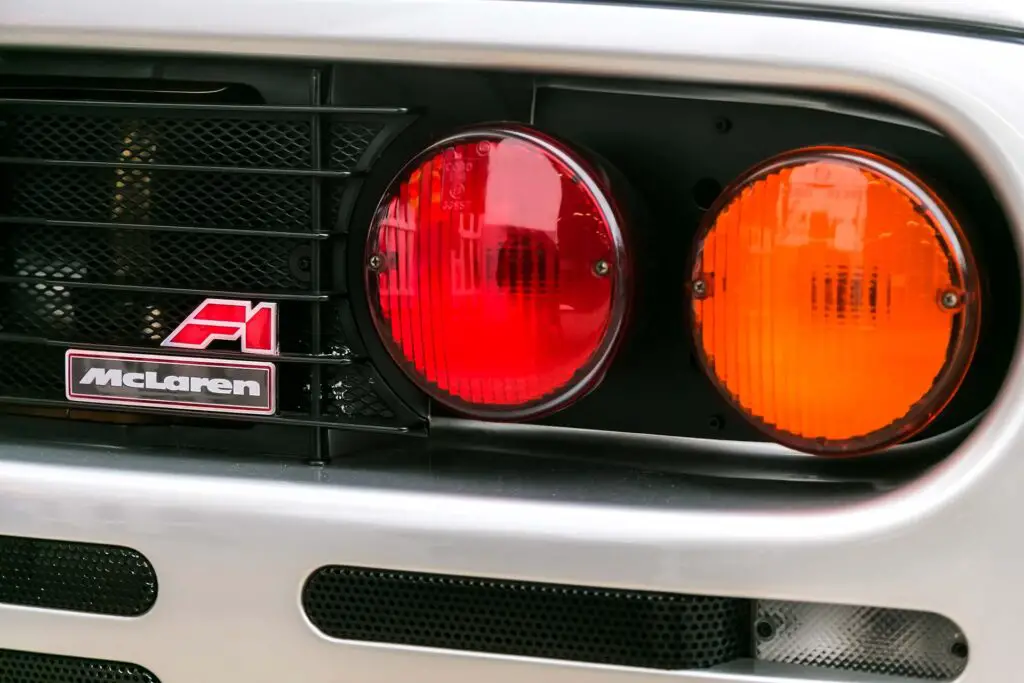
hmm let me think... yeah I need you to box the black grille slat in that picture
[4,112,315,169]
[0,535,156,615]
[0,289,205,346]
[302,566,747,670]
[0,649,159,683]
[0,290,316,349]
[308,73,327,462]
[0,72,423,441]
[2,165,317,232]
[0,217,330,240]
[4,225,310,291]
[0,97,410,115]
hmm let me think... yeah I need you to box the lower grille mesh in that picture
[301,565,747,669]
[0,534,157,616]
[0,649,159,683]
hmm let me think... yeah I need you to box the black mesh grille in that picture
[5,225,309,291]
[0,70,422,444]
[3,166,315,232]
[323,366,396,419]
[302,566,747,670]
[0,534,156,616]
[0,292,315,348]
[329,121,383,170]
[0,650,159,683]
[0,345,66,399]
[5,112,314,169]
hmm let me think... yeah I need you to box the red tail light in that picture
[365,126,629,418]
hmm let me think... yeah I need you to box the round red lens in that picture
[366,126,628,418]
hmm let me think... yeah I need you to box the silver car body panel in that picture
[666,0,1024,34]
[0,1,1022,682]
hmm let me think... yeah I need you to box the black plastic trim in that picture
[0,333,363,364]
[0,395,418,432]
[0,97,411,115]
[0,277,336,301]
[0,216,332,240]
[0,156,357,178]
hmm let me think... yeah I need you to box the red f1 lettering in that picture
[162,298,278,355]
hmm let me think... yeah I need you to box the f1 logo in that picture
[162,298,278,356]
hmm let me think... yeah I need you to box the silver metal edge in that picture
[0,3,1022,683]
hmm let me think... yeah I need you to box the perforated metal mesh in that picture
[0,534,156,615]
[755,600,967,680]
[0,649,159,683]
[2,290,207,344]
[302,566,747,669]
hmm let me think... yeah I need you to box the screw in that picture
[714,117,733,134]
[940,290,961,310]
[368,254,385,272]
[693,278,709,299]
[755,620,776,641]
[593,260,611,277]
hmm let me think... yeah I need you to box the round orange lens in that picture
[691,147,980,455]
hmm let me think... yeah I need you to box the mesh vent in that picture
[302,565,746,669]
[0,77,422,438]
[0,649,159,683]
[323,366,395,419]
[0,534,156,616]
[329,122,383,170]
[755,601,967,681]
[1,290,210,344]
[2,166,314,232]
[0,344,67,399]
[0,292,316,349]
[5,225,309,291]
[5,112,313,169]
